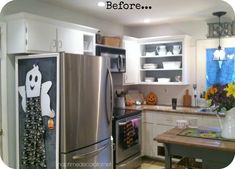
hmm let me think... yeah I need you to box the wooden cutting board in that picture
[183,89,192,107]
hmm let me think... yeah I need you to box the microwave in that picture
[96,45,126,73]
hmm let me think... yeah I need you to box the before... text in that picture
[106,1,152,10]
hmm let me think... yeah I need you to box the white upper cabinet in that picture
[26,20,57,53]
[123,36,140,85]
[57,27,83,54]
[7,19,57,53]
[6,13,97,54]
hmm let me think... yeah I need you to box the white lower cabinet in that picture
[201,116,221,128]
[184,114,203,127]
[142,111,180,158]
[154,124,173,158]
[141,111,220,159]
[142,122,155,157]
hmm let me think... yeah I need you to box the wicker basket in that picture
[103,36,122,47]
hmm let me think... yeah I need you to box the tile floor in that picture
[138,158,165,169]
[139,157,202,169]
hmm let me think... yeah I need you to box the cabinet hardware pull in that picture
[72,143,109,160]
[58,40,62,48]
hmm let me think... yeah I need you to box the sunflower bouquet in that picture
[205,83,235,112]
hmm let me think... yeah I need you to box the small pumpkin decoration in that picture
[146,92,158,105]
[48,111,54,129]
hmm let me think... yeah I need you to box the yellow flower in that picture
[224,83,235,98]
[209,87,218,94]
[205,91,210,100]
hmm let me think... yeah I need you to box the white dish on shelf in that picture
[157,78,170,83]
[162,61,181,69]
[145,52,156,57]
[143,63,157,69]
[144,77,155,82]
[166,51,173,56]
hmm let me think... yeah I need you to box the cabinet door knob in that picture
[0,129,3,136]
[58,40,62,49]
[51,40,57,49]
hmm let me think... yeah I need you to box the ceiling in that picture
[40,0,234,26]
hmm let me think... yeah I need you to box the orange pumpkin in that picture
[48,118,54,129]
[146,92,158,105]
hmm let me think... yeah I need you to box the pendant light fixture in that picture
[213,11,227,61]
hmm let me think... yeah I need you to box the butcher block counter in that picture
[154,127,235,169]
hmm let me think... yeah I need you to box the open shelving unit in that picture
[139,39,187,85]
[83,34,95,55]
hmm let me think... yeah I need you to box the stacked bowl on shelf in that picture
[143,63,158,69]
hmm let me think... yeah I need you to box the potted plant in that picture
[205,83,235,139]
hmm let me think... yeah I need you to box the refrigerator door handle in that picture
[106,68,113,124]
[118,55,122,70]
[72,143,109,160]
[117,55,121,70]
[120,55,124,71]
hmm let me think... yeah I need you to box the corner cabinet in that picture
[138,35,192,85]
[123,36,140,85]
[6,13,97,55]
[7,19,57,53]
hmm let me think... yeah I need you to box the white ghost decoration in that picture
[26,65,42,98]
[18,64,55,118]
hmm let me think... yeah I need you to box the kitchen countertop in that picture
[154,127,235,169]
[154,127,235,152]
[125,105,223,116]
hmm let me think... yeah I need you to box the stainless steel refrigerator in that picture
[60,53,113,169]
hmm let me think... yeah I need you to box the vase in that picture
[220,107,235,139]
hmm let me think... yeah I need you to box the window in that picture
[206,47,235,88]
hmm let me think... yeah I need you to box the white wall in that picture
[2,0,124,36]
[124,20,208,39]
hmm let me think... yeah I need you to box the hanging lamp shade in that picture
[212,11,227,60]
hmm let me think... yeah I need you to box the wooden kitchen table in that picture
[154,127,235,169]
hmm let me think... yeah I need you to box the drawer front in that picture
[184,114,203,128]
[201,116,221,128]
[155,112,184,126]
[142,111,156,123]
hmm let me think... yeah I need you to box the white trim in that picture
[15,55,19,169]
[15,53,60,169]
[5,12,98,34]
[56,53,60,169]
[0,21,9,165]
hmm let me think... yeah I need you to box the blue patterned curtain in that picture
[206,48,235,89]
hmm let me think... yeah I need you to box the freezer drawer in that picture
[60,139,112,169]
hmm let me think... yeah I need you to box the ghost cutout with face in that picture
[19,65,55,118]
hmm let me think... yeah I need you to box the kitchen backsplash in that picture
[124,85,195,106]
[112,74,196,107]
